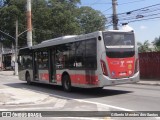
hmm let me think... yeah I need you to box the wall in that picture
[139,52,160,79]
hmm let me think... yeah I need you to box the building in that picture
[0,42,15,70]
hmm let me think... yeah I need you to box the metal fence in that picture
[139,52,160,79]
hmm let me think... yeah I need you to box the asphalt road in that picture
[0,73,160,120]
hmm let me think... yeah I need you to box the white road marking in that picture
[97,105,110,111]
[51,94,134,111]
[54,99,67,108]
[0,109,8,111]
[1,93,133,111]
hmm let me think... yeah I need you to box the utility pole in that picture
[27,0,32,47]
[112,0,118,30]
[0,42,3,70]
[14,19,18,75]
[13,20,30,75]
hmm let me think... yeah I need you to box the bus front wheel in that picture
[62,75,71,92]
[26,73,32,85]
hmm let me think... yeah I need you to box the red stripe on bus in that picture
[73,74,98,85]
[56,74,98,85]
[39,73,49,81]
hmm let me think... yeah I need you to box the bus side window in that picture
[75,41,85,68]
[36,51,49,69]
[85,39,97,69]
[18,56,22,65]
[68,43,76,68]
[56,44,70,69]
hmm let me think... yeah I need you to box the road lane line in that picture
[50,94,134,111]
[54,99,67,108]
[0,109,8,111]
[5,93,132,111]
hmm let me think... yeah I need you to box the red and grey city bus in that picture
[18,30,139,91]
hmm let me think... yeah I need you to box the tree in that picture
[153,36,160,51]
[137,40,152,53]
[32,0,81,43]
[0,0,27,47]
[77,6,107,34]
[0,0,107,47]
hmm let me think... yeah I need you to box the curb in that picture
[0,71,16,76]
[136,82,160,86]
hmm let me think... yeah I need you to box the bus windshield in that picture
[103,32,135,48]
[103,32,135,58]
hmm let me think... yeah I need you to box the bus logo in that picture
[128,64,132,69]
[120,61,125,67]
[111,71,116,76]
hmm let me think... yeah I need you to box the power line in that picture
[102,7,112,13]
[0,30,15,40]
[106,2,160,25]
[129,16,160,23]
[118,0,146,6]
[118,3,160,15]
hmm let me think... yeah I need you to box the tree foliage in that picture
[153,36,160,51]
[0,0,27,47]
[137,40,153,53]
[0,0,107,48]
[77,6,106,34]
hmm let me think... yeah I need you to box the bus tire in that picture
[26,73,32,85]
[62,74,71,92]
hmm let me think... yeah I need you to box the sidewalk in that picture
[0,70,160,86]
[137,79,160,86]
[0,70,15,76]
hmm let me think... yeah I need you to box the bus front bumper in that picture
[100,72,140,87]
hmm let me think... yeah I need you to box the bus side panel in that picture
[74,70,99,86]
[56,69,76,85]
[18,69,33,81]
[56,69,100,88]
[18,70,26,81]
[96,32,109,87]
[38,69,50,83]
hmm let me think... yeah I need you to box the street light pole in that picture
[14,19,18,75]
[0,23,28,75]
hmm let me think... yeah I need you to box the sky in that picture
[80,0,160,43]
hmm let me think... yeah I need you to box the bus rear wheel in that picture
[62,75,71,92]
[26,73,32,85]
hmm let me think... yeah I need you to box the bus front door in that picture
[34,51,50,83]
[33,52,39,81]
[49,49,56,83]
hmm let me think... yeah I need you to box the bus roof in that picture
[32,31,101,49]
[29,30,134,50]
[18,47,32,55]
[41,35,77,44]
[107,30,134,33]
